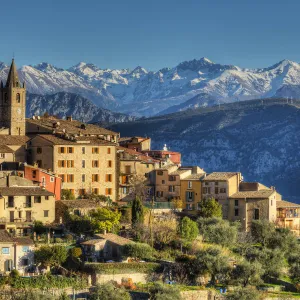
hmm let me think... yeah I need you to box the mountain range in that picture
[2,58,300,116]
[108,98,300,203]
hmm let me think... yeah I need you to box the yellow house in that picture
[180,173,206,213]
[0,176,55,236]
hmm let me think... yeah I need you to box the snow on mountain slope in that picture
[1,58,300,116]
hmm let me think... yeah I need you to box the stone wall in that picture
[94,272,148,285]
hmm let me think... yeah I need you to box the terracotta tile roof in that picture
[26,118,118,136]
[14,237,34,245]
[95,233,132,246]
[35,134,116,146]
[118,146,160,163]
[0,145,14,153]
[0,187,53,196]
[230,190,275,199]
[203,172,240,181]
[81,239,106,246]
[59,200,100,209]
[276,200,300,208]
[0,135,29,145]
[169,169,190,176]
[0,230,14,243]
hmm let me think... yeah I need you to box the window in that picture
[156,191,163,197]
[34,196,41,203]
[121,175,129,184]
[0,153,5,158]
[215,187,219,194]
[44,210,49,217]
[169,176,176,181]
[186,191,193,201]
[162,180,165,184]
[125,165,131,174]
[92,160,99,168]
[37,160,42,168]
[271,200,273,206]
[169,185,175,192]
[45,196,49,200]
[215,182,218,185]
[32,171,37,179]
[107,160,112,168]
[92,188,99,195]
[50,177,54,182]
[58,160,65,168]
[67,160,74,168]
[234,200,239,207]
[82,147,86,154]
[188,181,192,189]
[67,174,74,182]
[82,160,85,168]
[92,147,99,154]
[105,188,112,195]
[42,177,46,186]
[58,147,66,153]
[37,147,42,154]
[82,174,86,182]
[186,203,193,210]
[67,147,74,153]
[22,259,29,266]
[234,208,239,217]
[25,196,31,208]
[74,209,80,216]
[254,209,260,220]
[105,174,112,182]
[22,246,29,253]
[2,247,9,255]
[107,148,111,154]
[18,211,22,218]
[92,174,99,182]
[202,187,211,194]
[16,93,21,103]
[205,182,209,186]
[8,196,14,207]
[219,188,226,193]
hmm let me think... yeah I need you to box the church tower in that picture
[0,59,26,136]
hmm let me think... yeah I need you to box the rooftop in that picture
[81,239,106,246]
[0,230,14,243]
[0,145,14,153]
[95,233,132,246]
[26,117,118,136]
[0,136,29,146]
[118,146,160,163]
[13,237,34,245]
[276,200,300,209]
[230,190,275,199]
[183,173,206,180]
[203,172,240,181]
[58,200,100,209]
[0,187,53,196]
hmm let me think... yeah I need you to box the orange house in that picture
[24,165,62,200]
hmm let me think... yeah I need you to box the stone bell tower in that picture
[0,59,26,136]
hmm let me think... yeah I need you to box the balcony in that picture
[0,217,33,224]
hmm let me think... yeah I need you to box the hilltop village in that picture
[0,60,299,299]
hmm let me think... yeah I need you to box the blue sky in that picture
[1,0,299,70]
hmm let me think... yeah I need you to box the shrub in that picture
[70,247,82,258]
[225,287,264,300]
[10,269,20,278]
[123,242,154,260]
[84,262,161,274]
[179,217,199,242]
[65,234,73,242]
[55,238,64,243]
[90,283,131,300]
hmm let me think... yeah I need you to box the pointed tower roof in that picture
[5,59,20,88]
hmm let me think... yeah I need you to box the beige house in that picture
[228,188,278,231]
[119,136,151,152]
[202,172,242,218]
[81,233,132,262]
[118,146,160,202]
[27,134,117,200]
[276,200,300,235]
[0,230,34,274]
[0,176,55,235]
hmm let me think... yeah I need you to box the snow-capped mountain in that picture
[108,98,300,203]
[26,92,135,124]
[1,58,300,116]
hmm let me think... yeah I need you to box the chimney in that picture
[66,116,73,122]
